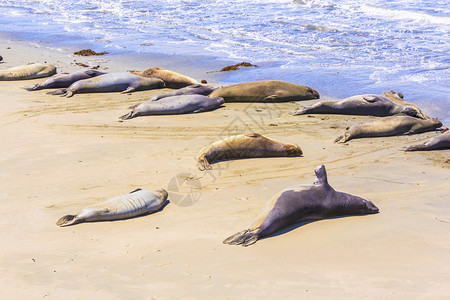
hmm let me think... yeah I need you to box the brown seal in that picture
[131,67,200,88]
[0,63,56,80]
[335,115,442,143]
[197,133,303,171]
[208,80,319,102]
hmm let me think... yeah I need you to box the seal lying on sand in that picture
[224,165,379,246]
[197,133,303,171]
[146,84,217,102]
[131,67,200,89]
[23,69,106,91]
[120,95,224,119]
[56,188,168,227]
[335,116,442,143]
[48,72,164,97]
[404,132,450,151]
[382,90,429,119]
[208,80,319,102]
[291,94,423,118]
[0,63,56,81]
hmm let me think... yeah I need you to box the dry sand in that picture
[0,37,449,299]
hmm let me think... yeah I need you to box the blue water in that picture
[0,0,449,122]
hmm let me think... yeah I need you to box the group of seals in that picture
[224,165,379,246]
[48,72,165,97]
[197,133,303,171]
[0,63,56,81]
[56,188,168,227]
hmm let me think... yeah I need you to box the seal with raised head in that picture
[404,132,450,151]
[48,72,165,97]
[224,165,379,246]
[291,94,423,118]
[197,133,303,171]
[381,90,429,119]
[335,115,442,143]
[146,84,217,102]
[23,69,106,91]
[0,63,56,81]
[131,67,200,89]
[120,95,224,119]
[208,80,319,102]
[56,188,168,227]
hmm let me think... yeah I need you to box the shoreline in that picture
[0,35,449,299]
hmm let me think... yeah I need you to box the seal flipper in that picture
[119,110,139,120]
[56,214,83,227]
[313,165,328,186]
[290,108,307,115]
[121,87,136,94]
[47,88,67,96]
[23,84,43,91]
[198,154,212,171]
[223,228,259,246]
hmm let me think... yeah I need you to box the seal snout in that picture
[286,144,303,156]
[365,200,379,214]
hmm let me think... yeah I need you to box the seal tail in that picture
[290,108,306,116]
[56,214,83,227]
[335,133,350,143]
[23,84,43,91]
[404,144,427,152]
[47,88,67,96]
[197,154,212,171]
[119,110,138,120]
[223,229,259,247]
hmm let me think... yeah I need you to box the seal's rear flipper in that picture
[56,214,82,227]
[313,165,328,186]
[290,108,306,116]
[47,88,67,96]
[404,144,426,151]
[223,229,259,247]
[119,111,137,120]
[23,84,42,91]
[197,155,212,171]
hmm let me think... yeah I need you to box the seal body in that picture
[223,165,379,246]
[120,95,224,119]
[24,69,106,91]
[404,132,450,151]
[0,63,56,81]
[197,133,303,171]
[131,67,200,89]
[292,94,423,118]
[148,84,217,102]
[208,80,319,102]
[335,116,442,143]
[48,72,165,97]
[56,188,168,226]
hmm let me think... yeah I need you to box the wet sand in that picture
[0,37,449,299]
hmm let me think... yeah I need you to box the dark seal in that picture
[224,165,379,246]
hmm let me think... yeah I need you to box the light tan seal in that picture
[208,80,319,102]
[381,90,429,119]
[197,133,303,171]
[404,132,450,151]
[0,63,56,80]
[56,188,168,226]
[335,115,442,143]
[131,67,200,88]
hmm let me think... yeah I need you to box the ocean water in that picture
[0,0,449,122]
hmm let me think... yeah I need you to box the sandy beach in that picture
[0,36,449,299]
